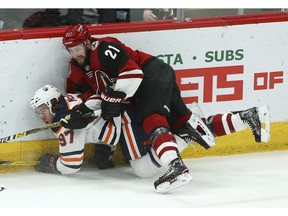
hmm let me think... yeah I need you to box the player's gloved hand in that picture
[100,86,126,120]
[94,145,115,169]
[35,153,60,174]
[60,103,92,129]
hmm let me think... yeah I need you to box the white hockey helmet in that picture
[30,85,62,115]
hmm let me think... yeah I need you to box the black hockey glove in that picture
[94,145,115,169]
[60,103,93,129]
[35,153,60,174]
[100,86,126,120]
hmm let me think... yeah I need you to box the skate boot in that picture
[233,106,270,143]
[174,102,215,149]
[154,157,193,193]
[174,118,215,150]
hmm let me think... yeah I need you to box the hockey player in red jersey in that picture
[61,24,200,192]
[60,24,270,193]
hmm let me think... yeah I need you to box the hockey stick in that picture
[0,109,101,143]
[0,159,94,167]
[0,160,39,166]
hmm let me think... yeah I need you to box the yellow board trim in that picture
[181,122,288,158]
[1,122,288,173]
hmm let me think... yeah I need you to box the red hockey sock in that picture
[143,113,170,135]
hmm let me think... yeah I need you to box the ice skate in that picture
[174,102,215,149]
[154,157,193,193]
[233,105,270,143]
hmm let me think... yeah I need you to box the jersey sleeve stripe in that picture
[118,74,144,80]
[118,69,143,76]
[60,149,84,156]
[60,156,84,162]
[59,160,82,170]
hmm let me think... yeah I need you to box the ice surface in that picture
[1,151,288,213]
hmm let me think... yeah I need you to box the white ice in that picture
[1,150,288,212]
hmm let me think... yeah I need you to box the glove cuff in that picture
[36,153,60,174]
[78,103,93,114]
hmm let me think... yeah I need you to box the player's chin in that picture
[76,58,85,66]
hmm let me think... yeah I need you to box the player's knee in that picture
[129,154,162,178]
[56,158,82,175]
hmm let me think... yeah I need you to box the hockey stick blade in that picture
[0,161,39,166]
[0,109,101,143]
[0,159,92,167]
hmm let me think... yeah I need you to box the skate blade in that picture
[189,102,216,147]
[190,102,205,118]
[258,105,270,143]
[155,173,193,194]
[188,113,216,147]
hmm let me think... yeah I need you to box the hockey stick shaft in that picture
[0,161,39,166]
[0,109,101,143]
[0,159,92,166]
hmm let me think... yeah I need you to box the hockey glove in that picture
[60,103,93,129]
[35,153,60,174]
[101,86,126,120]
[94,145,115,169]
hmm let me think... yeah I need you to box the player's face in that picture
[35,104,53,124]
[68,43,87,66]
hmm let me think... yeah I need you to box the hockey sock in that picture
[152,133,178,167]
[209,113,247,136]
[143,113,170,135]
[143,114,178,167]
